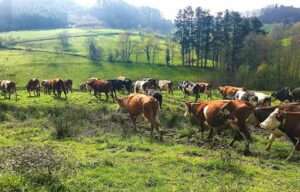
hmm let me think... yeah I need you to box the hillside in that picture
[0,28,300,191]
[0,28,211,86]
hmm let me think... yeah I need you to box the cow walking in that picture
[117,94,162,140]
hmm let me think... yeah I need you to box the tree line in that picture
[174,6,265,72]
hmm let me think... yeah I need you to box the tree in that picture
[58,31,70,51]
[87,38,103,64]
[118,33,135,63]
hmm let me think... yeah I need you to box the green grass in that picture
[0,28,300,192]
[0,90,300,192]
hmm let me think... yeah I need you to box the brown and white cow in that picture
[0,80,17,100]
[87,79,115,101]
[219,86,245,100]
[158,80,173,94]
[117,94,162,140]
[197,82,212,99]
[260,108,300,160]
[247,103,300,151]
[185,100,253,154]
[26,78,40,97]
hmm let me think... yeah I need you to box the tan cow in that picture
[117,94,162,140]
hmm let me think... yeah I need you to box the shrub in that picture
[50,106,87,139]
[0,145,74,188]
[87,38,103,64]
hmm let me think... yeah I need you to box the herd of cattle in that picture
[1,77,300,159]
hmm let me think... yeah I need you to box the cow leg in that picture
[286,138,300,161]
[266,134,276,151]
[130,115,138,133]
[238,130,251,155]
[105,92,109,101]
[194,93,199,102]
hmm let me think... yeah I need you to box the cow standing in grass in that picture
[26,78,40,97]
[158,80,173,94]
[52,79,67,99]
[64,79,73,94]
[87,79,115,101]
[117,94,162,140]
[0,80,17,100]
[179,81,201,102]
[41,80,53,95]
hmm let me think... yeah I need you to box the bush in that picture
[0,145,74,188]
[58,31,70,51]
[87,38,103,64]
[50,106,87,139]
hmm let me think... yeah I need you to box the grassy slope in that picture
[0,29,299,192]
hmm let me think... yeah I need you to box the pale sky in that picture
[75,0,300,19]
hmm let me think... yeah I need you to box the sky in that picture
[75,0,300,19]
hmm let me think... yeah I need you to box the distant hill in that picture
[259,5,300,24]
[0,0,173,34]
[91,0,173,33]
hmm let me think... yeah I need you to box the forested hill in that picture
[0,0,173,33]
[259,5,300,24]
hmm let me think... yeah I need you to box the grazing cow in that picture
[52,79,67,98]
[185,100,253,154]
[87,79,114,101]
[79,82,88,92]
[64,79,73,94]
[219,86,245,100]
[26,78,40,97]
[256,103,300,151]
[108,79,133,96]
[179,81,201,102]
[158,80,173,94]
[134,79,158,93]
[260,109,300,160]
[292,88,300,101]
[41,80,53,95]
[272,87,293,102]
[197,82,212,99]
[0,80,17,100]
[116,94,162,140]
[146,89,163,109]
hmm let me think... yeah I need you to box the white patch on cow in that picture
[203,106,209,120]
[254,92,271,105]
[260,108,281,130]
[235,90,247,100]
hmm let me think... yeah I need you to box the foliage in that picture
[87,37,103,64]
[91,0,173,33]
[259,5,300,24]
[174,7,264,71]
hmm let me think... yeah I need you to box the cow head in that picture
[260,108,282,130]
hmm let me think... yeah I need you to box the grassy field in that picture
[0,28,300,192]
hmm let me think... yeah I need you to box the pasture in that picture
[0,29,300,192]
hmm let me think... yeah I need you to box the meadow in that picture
[0,28,300,192]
